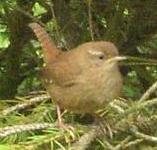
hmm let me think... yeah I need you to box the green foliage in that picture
[0,25,9,48]
[32,2,47,17]
[0,145,12,150]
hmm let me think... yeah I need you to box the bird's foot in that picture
[56,121,74,132]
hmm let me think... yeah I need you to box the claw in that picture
[56,105,74,132]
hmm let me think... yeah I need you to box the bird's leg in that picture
[56,105,74,131]
[56,104,63,127]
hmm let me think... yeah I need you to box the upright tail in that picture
[29,23,59,64]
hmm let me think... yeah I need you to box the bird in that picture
[29,23,124,128]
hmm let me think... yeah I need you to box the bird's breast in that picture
[48,65,123,114]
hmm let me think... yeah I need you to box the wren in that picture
[29,23,123,126]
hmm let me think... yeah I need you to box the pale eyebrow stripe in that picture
[88,50,104,56]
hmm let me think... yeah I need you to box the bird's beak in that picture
[106,56,127,64]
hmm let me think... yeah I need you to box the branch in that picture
[131,126,157,143]
[1,94,51,115]
[71,126,101,150]
[0,123,54,138]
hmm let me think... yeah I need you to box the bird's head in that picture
[74,41,126,70]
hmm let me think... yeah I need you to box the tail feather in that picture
[29,23,59,64]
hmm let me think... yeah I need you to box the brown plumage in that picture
[29,23,123,119]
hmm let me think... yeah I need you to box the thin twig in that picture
[123,139,143,149]
[121,62,157,66]
[49,1,61,45]
[117,98,157,119]
[87,0,94,41]
[113,136,132,150]
[139,80,157,102]
[7,3,45,27]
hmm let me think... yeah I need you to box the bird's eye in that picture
[88,50,105,60]
[98,54,104,60]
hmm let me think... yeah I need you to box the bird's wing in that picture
[40,54,82,87]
